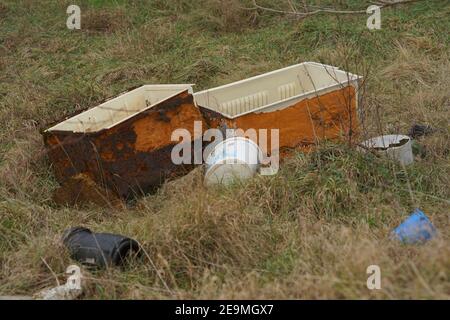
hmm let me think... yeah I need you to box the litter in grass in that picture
[408,124,436,139]
[360,134,414,166]
[62,227,141,268]
[42,63,362,203]
[42,84,203,202]
[391,209,437,244]
[194,62,362,152]
[204,136,263,186]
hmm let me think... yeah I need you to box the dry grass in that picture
[0,2,8,18]
[82,8,131,34]
[0,0,449,299]
[193,0,259,32]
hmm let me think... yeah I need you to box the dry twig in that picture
[247,0,422,19]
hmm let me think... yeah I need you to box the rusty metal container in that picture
[194,62,362,154]
[42,84,205,203]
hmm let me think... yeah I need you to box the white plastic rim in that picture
[361,134,414,165]
[204,137,263,186]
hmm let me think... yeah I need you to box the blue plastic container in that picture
[392,209,437,244]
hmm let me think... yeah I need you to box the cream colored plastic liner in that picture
[193,62,362,119]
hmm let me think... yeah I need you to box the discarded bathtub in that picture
[43,84,205,202]
[204,136,263,186]
[361,134,414,166]
[194,62,362,154]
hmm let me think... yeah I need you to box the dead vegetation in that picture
[82,8,131,34]
[197,0,259,32]
[0,2,8,18]
[247,0,423,19]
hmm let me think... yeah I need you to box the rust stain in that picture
[52,173,124,208]
[133,102,205,153]
[43,86,358,204]
[42,90,204,201]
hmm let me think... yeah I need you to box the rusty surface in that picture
[43,90,205,200]
[198,86,359,154]
[52,173,124,207]
[43,86,358,205]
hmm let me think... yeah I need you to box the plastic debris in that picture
[360,134,414,165]
[408,124,435,139]
[62,227,141,268]
[204,136,263,186]
[391,209,437,244]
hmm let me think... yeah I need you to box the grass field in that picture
[0,0,449,299]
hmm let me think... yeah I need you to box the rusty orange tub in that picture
[42,84,205,204]
[194,62,362,155]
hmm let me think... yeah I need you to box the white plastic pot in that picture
[204,137,263,186]
[361,134,414,165]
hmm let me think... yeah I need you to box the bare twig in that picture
[41,257,61,287]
